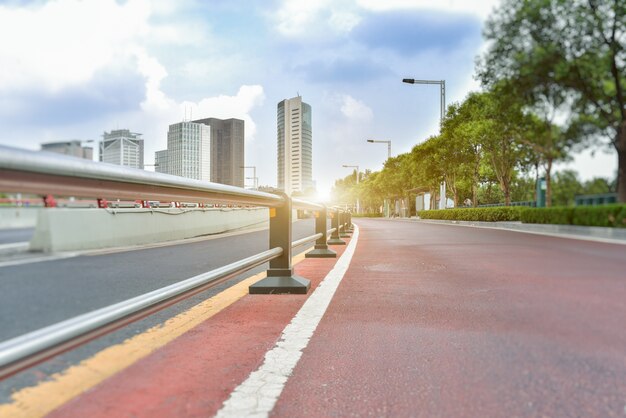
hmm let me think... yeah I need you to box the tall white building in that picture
[277,96,312,195]
[165,121,211,181]
[100,129,144,169]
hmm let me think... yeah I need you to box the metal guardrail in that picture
[0,145,352,379]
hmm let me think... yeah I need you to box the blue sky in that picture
[0,0,616,198]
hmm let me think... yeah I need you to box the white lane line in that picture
[215,224,360,418]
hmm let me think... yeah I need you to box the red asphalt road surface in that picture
[273,220,626,417]
[49,219,625,417]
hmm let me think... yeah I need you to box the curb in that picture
[0,242,29,256]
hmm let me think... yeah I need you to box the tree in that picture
[551,170,584,206]
[479,0,626,201]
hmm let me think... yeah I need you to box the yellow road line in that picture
[0,250,310,418]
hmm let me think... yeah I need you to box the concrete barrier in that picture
[30,207,269,252]
[0,207,39,229]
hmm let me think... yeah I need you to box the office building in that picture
[193,117,244,187]
[41,140,93,160]
[154,150,169,174]
[166,121,211,181]
[100,129,144,169]
[277,96,312,195]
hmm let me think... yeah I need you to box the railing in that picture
[574,193,617,206]
[0,145,352,380]
[476,200,536,208]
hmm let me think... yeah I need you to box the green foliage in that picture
[521,205,626,228]
[551,170,614,206]
[551,170,584,206]
[478,0,626,201]
[520,207,574,225]
[418,207,523,222]
[352,213,383,218]
[418,204,626,227]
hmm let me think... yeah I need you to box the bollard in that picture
[306,206,337,258]
[249,193,311,294]
[339,210,351,238]
[327,208,346,245]
[347,212,353,232]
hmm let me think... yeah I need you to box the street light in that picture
[241,166,257,189]
[342,164,360,214]
[366,139,391,160]
[401,78,446,126]
[402,77,447,209]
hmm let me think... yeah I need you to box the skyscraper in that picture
[165,121,211,181]
[100,129,144,169]
[193,117,244,187]
[41,140,93,160]
[277,96,312,195]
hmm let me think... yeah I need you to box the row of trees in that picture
[333,0,625,209]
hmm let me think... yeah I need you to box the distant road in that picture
[0,228,33,245]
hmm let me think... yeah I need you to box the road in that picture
[0,228,33,244]
[273,219,626,417]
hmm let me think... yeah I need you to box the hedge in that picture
[352,213,383,218]
[416,204,626,227]
[418,207,523,222]
[521,204,626,228]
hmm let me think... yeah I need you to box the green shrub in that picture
[352,213,382,218]
[572,205,626,228]
[521,204,626,227]
[520,207,573,225]
[417,204,626,227]
[418,207,523,222]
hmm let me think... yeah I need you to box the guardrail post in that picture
[306,206,337,258]
[327,208,346,245]
[339,210,351,238]
[249,193,311,294]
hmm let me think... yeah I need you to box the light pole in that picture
[241,166,257,189]
[402,78,447,209]
[342,164,360,214]
[366,139,391,160]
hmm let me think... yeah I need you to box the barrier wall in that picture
[30,207,269,252]
[0,207,39,229]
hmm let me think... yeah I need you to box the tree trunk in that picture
[545,159,553,207]
[472,159,480,207]
[534,162,539,203]
[617,123,626,203]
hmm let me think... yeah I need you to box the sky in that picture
[0,0,617,200]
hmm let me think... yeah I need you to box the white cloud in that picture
[272,0,361,37]
[340,94,373,121]
[182,85,266,142]
[356,0,500,20]
[0,0,152,92]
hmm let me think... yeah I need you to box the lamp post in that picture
[366,139,391,160]
[241,166,257,189]
[342,164,360,214]
[402,78,447,209]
